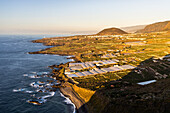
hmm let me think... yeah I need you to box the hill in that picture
[121,25,146,33]
[96,27,128,35]
[136,20,170,33]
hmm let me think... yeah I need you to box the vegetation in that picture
[34,31,170,89]
[71,84,95,103]
[73,70,131,90]
[31,27,170,113]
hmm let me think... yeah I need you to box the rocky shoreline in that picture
[48,60,88,113]
[29,38,88,112]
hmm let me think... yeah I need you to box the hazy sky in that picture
[0,0,170,35]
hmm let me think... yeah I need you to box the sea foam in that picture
[60,92,76,113]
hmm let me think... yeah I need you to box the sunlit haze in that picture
[0,0,170,35]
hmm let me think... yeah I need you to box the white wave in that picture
[36,89,43,92]
[49,92,55,96]
[30,82,35,87]
[60,92,76,113]
[28,92,55,105]
[35,73,49,78]
[30,82,40,88]
[28,75,41,78]
[36,88,48,93]
[46,83,51,86]
[26,91,54,105]
[42,72,50,74]
[31,94,36,97]
[37,81,45,84]
[26,98,47,105]
[13,88,34,94]
[30,81,46,88]
[25,90,34,93]
[23,73,41,78]
[36,72,49,76]
[13,88,26,92]
[31,72,37,74]
[13,89,20,92]
[23,74,28,76]
[41,92,55,99]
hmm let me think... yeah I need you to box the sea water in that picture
[0,35,75,113]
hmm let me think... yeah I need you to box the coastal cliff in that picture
[60,83,88,113]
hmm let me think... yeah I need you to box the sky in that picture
[0,0,170,35]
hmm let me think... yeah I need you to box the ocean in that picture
[0,35,75,113]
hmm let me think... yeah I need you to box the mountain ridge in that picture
[136,20,170,33]
[121,25,146,33]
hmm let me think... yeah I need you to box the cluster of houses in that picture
[65,59,135,77]
[85,33,148,39]
[86,35,128,38]
[101,53,116,58]
[67,59,119,72]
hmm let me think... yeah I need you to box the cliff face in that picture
[97,27,128,35]
[136,21,170,33]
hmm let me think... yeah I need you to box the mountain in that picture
[136,20,170,33]
[96,27,128,35]
[121,25,146,33]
